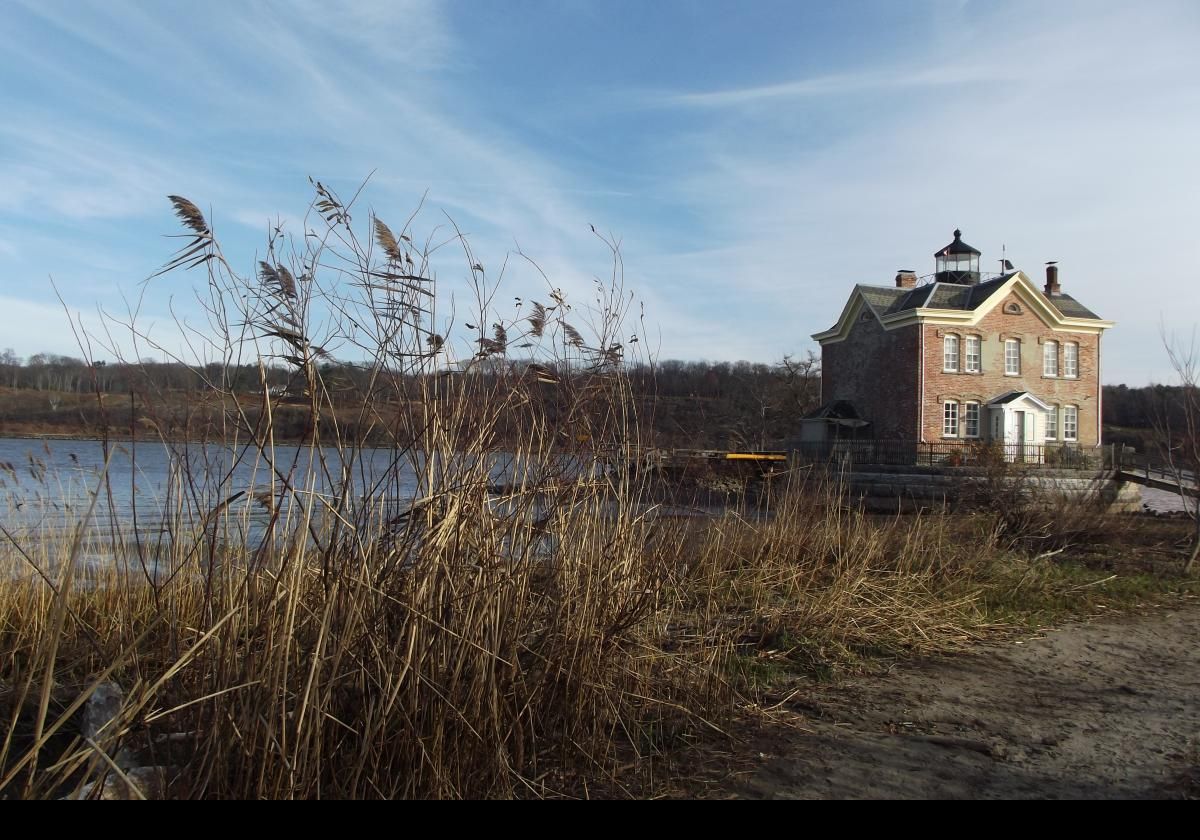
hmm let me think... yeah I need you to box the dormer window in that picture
[943,334,960,372]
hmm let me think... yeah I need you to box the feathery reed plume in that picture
[528,302,546,338]
[563,322,585,348]
[276,265,297,298]
[258,261,297,298]
[167,195,209,236]
[477,336,504,357]
[156,195,218,276]
[373,217,402,262]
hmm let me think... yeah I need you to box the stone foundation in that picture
[816,465,1143,514]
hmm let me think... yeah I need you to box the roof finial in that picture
[953,228,962,239]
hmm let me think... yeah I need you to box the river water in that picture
[0,437,1188,560]
[0,436,573,549]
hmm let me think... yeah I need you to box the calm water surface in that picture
[0,437,1186,565]
[0,437,553,541]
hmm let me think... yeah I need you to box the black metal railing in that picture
[792,439,1101,470]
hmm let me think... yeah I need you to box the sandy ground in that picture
[731,601,1200,799]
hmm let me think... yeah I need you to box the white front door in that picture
[997,406,1042,462]
[1001,409,1019,461]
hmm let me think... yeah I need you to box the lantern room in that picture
[934,229,981,285]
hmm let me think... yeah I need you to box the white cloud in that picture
[623,1,1200,383]
[3,0,1199,386]
[659,63,1024,109]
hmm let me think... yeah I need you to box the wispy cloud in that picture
[1,0,1198,385]
[658,63,1024,109]
[610,1,1200,382]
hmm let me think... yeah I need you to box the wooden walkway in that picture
[1116,462,1199,499]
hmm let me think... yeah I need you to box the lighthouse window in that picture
[943,334,960,372]
[1005,339,1021,375]
[965,336,981,372]
[1064,343,1079,378]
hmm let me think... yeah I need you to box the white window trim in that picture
[1063,405,1078,441]
[965,335,981,373]
[1064,342,1079,378]
[1004,339,1021,376]
[1046,405,1058,441]
[942,401,959,438]
[964,402,981,438]
[943,334,959,373]
[1043,340,1058,377]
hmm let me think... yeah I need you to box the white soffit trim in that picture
[812,287,872,343]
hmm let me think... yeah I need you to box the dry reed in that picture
[0,183,1168,799]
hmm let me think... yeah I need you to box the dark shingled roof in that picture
[988,390,1029,405]
[1045,293,1100,320]
[935,229,981,257]
[858,286,909,314]
[926,283,973,309]
[803,399,861,421]
[852,271,1104,321]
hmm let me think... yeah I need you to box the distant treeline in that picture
[2,349,1185,451]
[1102,383,1195,451]
[0,349,820,448]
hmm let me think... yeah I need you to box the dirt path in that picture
[733,602,1200,799]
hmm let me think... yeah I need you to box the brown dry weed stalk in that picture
[0,182,731,799]
[0,182,1176,799]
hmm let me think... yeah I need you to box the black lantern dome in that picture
[934,229,981,285]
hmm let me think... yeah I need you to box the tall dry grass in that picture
[3,467,1001,798]
[1,183,738,798]
[0,182,1162,799]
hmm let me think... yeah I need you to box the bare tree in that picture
[1152,328,1200,574]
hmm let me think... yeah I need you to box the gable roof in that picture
[813,270,1112,344]
[988,390,1053,411]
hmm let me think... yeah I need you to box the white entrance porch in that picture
[986,391,1053,462]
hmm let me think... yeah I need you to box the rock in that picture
[82,681,125,742]
[81,680,138,771]
[67,766,175,800]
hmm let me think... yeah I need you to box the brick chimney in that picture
[895,270,917,289]
[1044,262,1060,296]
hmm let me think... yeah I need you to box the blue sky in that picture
[1,0,1198,384]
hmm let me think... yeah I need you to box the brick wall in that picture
[919,290,1101,444]
[822,307,920,439]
